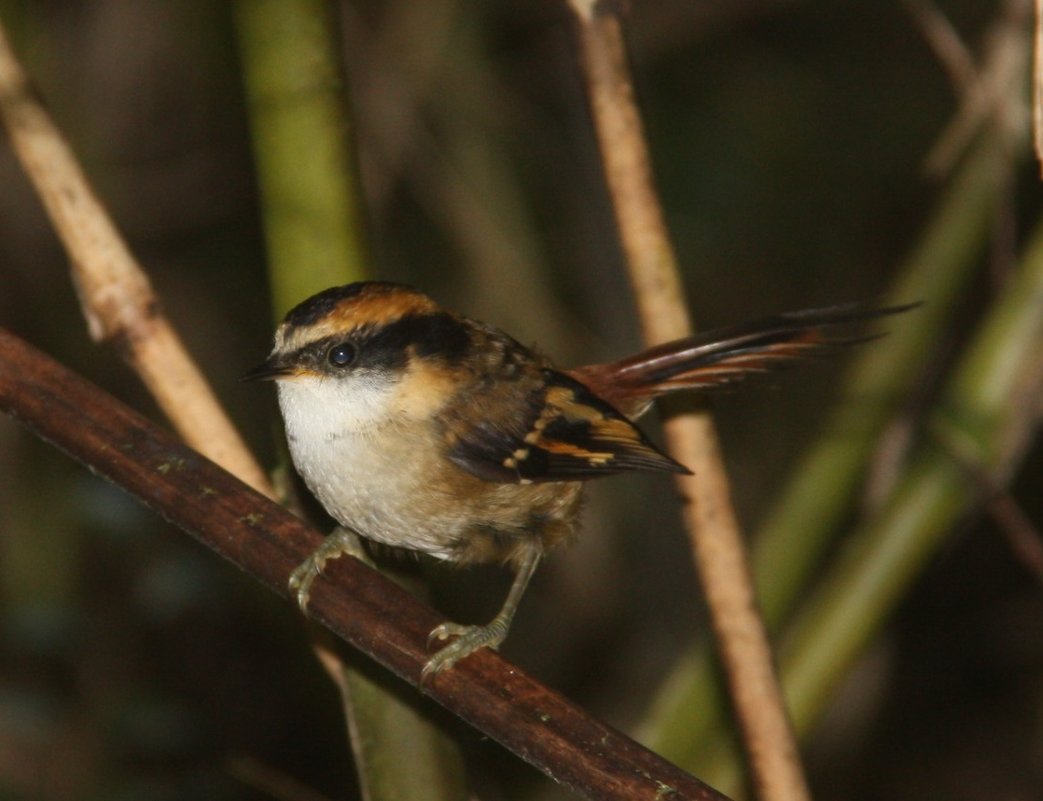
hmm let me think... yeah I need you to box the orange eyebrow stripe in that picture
[328,290,440,329]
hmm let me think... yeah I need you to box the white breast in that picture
[275,373,460,559]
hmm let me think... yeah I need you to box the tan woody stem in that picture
[0,19,272,498]
[567,3,811,800]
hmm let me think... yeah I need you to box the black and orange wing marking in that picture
[446,369,689,484]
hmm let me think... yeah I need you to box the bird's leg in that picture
[288,526,370,611]
[422,543,541,679]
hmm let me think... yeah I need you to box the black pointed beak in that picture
[242,356,292,382]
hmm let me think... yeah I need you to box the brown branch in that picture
[0,18,272,498]
[566,3,810,800]
[0,326,731,801]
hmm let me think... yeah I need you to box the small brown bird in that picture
[246,281,909,677]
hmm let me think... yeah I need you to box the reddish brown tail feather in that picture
[569,302,918,419]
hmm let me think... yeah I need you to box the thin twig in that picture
[0,327,731,801]
[910,0,1032,176]
[932,411,1043,588]
[985,488,1043,584]
[902,0,978,90]
[566,3,810,800]
[0,18,272,498]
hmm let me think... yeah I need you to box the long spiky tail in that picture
[570,302,920,419]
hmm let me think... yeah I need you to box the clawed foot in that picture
[420,546,540,680]
[421,620,509,681]
[288,527,369,611]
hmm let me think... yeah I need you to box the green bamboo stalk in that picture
[640,130,1014,765]
[234,4,468,799]
[784,216,1043,729]
[698,211,1043,797]
[236,0,368,317]
[343,664,469,800]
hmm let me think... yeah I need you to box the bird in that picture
[245,280,912,678]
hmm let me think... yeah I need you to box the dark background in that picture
[0,1,1040,799]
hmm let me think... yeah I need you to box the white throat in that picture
[276,372,395,443]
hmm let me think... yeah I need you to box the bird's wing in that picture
[443,369,689,483]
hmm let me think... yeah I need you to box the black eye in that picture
[327,342,356,368]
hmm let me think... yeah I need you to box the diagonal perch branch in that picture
[0,327,731,801]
